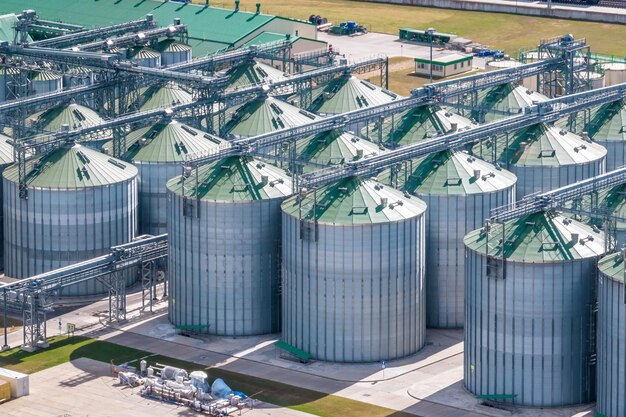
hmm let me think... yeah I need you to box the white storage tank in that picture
[281,177,427,362]
[485,60,537,91]
[30,70,62,95]
[474,123,607,200]
[157,39,192,67]
[601,62,626,86]
[380,150,516,328]
[588,72,605,89]
[116,119,227,235]
[130,47,161,68]
[167,156,292,336]
[596,251,626,417]
[464,211,605,406]
[3,144,138,295]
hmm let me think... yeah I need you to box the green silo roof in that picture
[130,46,160,59]
[139,82,193,112]
[156,39,192,53]
[281,176,427,225]
[224,97,319,138]
[309,76,400,115]
[463,211,605,262]
[563,183,626,230]
[0,13,31,43]
[474,123,606,167]
[363,106,474,148]
[31,71,62,81]
[167,156,292,202]
[586,100,626,142]
[4,143,137,189]
[598,252,625,283]
[378,150,517,196]
[295,130,382,171]
[476,83,549,122]
[0,133,14,166]
[109,120,227,163]
[225,61,287,90]
[29,103,107,132]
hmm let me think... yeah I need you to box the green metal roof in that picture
[585,100,626,142]
[4,143,137,189]
[0,133,14,166]
[473,123,607,167]
[224,96,320,138]
[225,61,287,90]
[309,76,400,115]
[281,176,427,225]
[139,82,193,112]
[362,106,474,148]
[167,156,292,202]
[295,130,382,172]
[242,31,292,47]
[109,119,227,163]
[130,46,160,59]
[598,252,624,283]
[414,55,472,66]
[475,83,549,122]
[29,103,107,132]
[378,150,516,196]
[156,39,192,53]
[463,211,606,262]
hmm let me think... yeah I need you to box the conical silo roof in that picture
[111,119,227,162]
[309,75,400,115]
[282,176,426,225]
[295,130,382,171]
[464,211,605,262]
[130,46,160,59]
[598,251,625,283]
[30,70,62,82]
[156,39,192,53]
[0,133,14,166]
[586,100,626,142]
[4,143,137,189]
[476,123,607,167]
[224,96,319,138]
[225,61,287,90]
[167,156,292,202]
[363,106,474,147]
[379,150,517,196]
[476,83,549,122]
[139,82,193,111]
[28,103,106,131]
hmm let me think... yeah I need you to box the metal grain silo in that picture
[464,211,605,406]
[224,61,287,90]
[63,66,93,88]
[157,39,192,67]
[0,134,14,270]
[585,100,626,171]
[3,143,138,296]
[167,156,292,336]
[473,83,548,123]
[596,251,626,417]
[601,62,626,86]
[281,177,427,362]
[380,150,516,328]
[118,119,227,235]
[30,70,62,95]
[485,60,537,91]
[130,47,161,68]
[475,123,606,200]
[139,82,193,112]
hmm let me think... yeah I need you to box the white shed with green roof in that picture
[413,53,473,79]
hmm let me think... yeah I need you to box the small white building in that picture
[414,52,473,79]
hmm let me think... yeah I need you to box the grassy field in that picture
[0,336,417,417]
[195,0,626,57]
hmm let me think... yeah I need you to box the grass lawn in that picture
[194,0,626,57]
[0,336,417,417]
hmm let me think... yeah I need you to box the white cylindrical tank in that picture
[464,211,605,406]
[130,47,161,68]
[485,60,537,91]
[3,144,138,295]
[597,251,626,417]
[118,119,227,235]
[601,62,626,86]
[167,156,292,336]
[281,177,427,362]
[381,151,516,328]
[588,72,605,89]
[30,71,62,95]
[157,39,192,67]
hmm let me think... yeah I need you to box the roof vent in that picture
[60,123,70,132]
[571,232,579,243]
[256,3,261,14]
[261,175,269,186]
[146,14,154,22]
[473,169,481,179]
[582,131,590,141]
[559,129,567,135]
[450,123,458,133]
[356,149,364,160]
[173,18,181,25]
[380,197,388,207]
[235,0,240,11]
[183,166,192,178]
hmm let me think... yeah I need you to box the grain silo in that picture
[474,123,606,200]
[601,62,626,86]
[157,39,192,67]
[3,143,138,295]
[464,211,605,406]
[138,82,193,111]
[362,105,474,148]
[225,61,287,90]
[117,119,227,235]
[167,156,292,336]
[585,100,626,171]
[474,83,548,122]
[0,134,14,270]
[30,70,62,95]
[485,60,537,91]
[63,66,93,88]
[223,96,319,139]
[281,177,427,362]
[130,46,161,68]
[379,150,516,328]
[596,251,626,417]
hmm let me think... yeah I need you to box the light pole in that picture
[426,27,436,84]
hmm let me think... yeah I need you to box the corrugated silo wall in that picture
[596,269,626,417]
[137,162,179,236]
[464,249,597,406]
[421,187,514,329]
[167,192,282,336]
[510,160,605,200]
[596,140,626,172]
[282,213,426,362]
[3,178,138,295]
